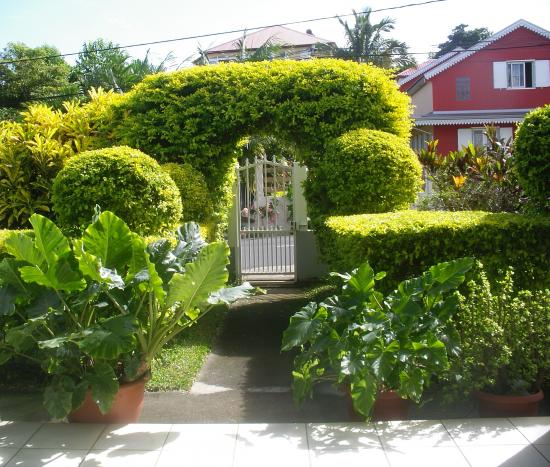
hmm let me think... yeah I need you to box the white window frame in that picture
[471,127,501,148]
[506,61,534,89]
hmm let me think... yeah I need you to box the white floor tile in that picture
[309,448,389,467]
[0,448,17,466]
[460,444,550,467]
[307,423,381,451]
[234,423,309,467]
[0,421,41,448]
[81,449,160,466]
[376,420,453,448]
[92,423,170,450]
[25,423,105,449]
[510,417,550,444]
[5,449,86,467]
[384,446,469,467]
[443,418,529,446]
[156,447,234,467]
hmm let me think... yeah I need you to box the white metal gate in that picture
[235,156,296,282]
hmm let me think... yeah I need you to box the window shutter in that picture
[493,62,507,88]
[535,60,550,87]
[500,127,514,142]
[457,128,472,149]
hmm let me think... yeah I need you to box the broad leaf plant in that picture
[282,258,473,419]
[0,211,254,419]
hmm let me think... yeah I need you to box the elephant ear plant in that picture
[282,258,473,419]
[0,211,254,419]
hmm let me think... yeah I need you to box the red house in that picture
[398,19,550,154]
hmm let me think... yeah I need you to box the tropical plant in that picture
[334,7,416,69]
[0,210,254,419]
[281,257,473,419]
[442,263,550,400]
[434,24,492,58]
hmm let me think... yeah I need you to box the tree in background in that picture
[71,39,173,94]
[434,24,492,58]
[334,7,416,70]
[0,43,79,118]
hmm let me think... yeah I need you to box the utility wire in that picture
[0,0,448,66]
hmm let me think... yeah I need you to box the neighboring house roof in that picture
[414,109,534,126]
[205,25,335,53]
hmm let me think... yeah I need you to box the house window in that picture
[507,61,534,88]
[472,128,500,148]
[456,77,471,101]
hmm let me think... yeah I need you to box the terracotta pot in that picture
[475,389,544,417]
[68,377,147,423]
[346,389,410,421]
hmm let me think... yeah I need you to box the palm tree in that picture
[335,7,416,70]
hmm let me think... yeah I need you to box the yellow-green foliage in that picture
[104,59,411,224]
[320,210,550,290]
[161,163,213,223]
[514,104,550,212]
[0,229,31,259]
[0,89,121,228]
[313,129,422,215]
[52,146,182,235]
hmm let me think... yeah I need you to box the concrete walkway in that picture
[1,418,549,466]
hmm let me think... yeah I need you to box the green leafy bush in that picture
[52,146,182,235]
[514,105,550,212]
[314,129,422,215]
[0,89,121,229]
[102,59,411,226]
[161,163,213,223]
[442,262,550,399]
[319,210,550,290]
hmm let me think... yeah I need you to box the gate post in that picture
[227,163,241,282]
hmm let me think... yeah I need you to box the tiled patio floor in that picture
[0,417,549,466]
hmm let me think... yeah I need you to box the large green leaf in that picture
[0,258,29,294]
[0,286,16,316]
[398,367,424,403]
[428,257,474,294]
[127,234,165,304]
[348,262,375,294]
[166,242,229,309]
[29,214,71,266]
[207,282,256,305]
[77,316,136,359]
[43,376,75,419]
[350,374,378,418]
[82,211,133,271]
[19,258,85,292]
[87,362,119,414]
[281,302,323,350]
[5,233,44,267]
[73,239,102,282]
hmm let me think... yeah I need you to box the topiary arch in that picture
[102,59,412,228]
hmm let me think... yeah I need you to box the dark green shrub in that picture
[52,146,182,235]
[514,105,550,212]
[319,210,550,290]
[161,163,213,223]
[102,59,411,228]
[317,129,422,215]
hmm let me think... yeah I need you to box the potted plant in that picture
[0,210,254,422]
[442,262,549,416]
[281,258,473,420]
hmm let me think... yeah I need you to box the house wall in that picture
[410,81,433,117]
[433,124,516,154]
[431,28,550,111]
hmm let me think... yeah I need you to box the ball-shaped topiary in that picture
[161,162,213,223]
[514,105,550,212]
[52,146,182,235]
[319,129,423,215]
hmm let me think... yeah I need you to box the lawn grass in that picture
[146,306,227,392]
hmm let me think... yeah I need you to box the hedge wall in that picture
[319,210,550,290]
[104,59,411,228]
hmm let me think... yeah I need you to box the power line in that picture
[0,0,448,66]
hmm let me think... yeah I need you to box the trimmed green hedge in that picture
[319,210,550,290]
[103,59,411,225]
[315,129,422,215]
[514,104,550,212]
[52,146,182,235]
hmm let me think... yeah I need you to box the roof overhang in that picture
[413,109,533,126]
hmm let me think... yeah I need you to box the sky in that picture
[1,0,550,68]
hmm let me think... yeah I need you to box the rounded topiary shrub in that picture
[514,105,550,212]
[52,146,182,235]
[319,129,422,215]
[161,162,213,223]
